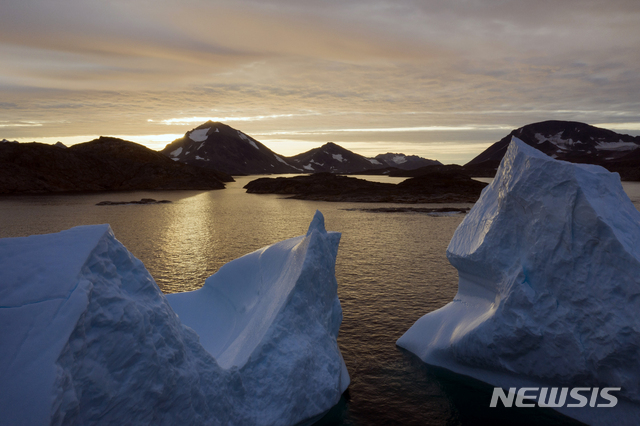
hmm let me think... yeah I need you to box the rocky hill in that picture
[244,171,486,203]
[466,121,640,179]
[285,142,383,173]
[0,137,231,194]
[160,121,301,175]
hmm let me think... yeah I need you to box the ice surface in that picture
[189,128,210,142]
[1,211,348,425]
[397,137,640,425]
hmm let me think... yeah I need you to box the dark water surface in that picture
[3,177,639,425]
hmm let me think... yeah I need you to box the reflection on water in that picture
[2,178,637,425]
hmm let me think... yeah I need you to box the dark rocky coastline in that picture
[96,198,172,205]
[244,171,487,203]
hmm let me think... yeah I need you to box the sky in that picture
[1,0,639,164]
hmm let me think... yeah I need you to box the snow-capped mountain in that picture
[162,121,444,175]
[466,121,640,172]
[161,121,300,175]
[285,142,384,173]
[374,153,441,169]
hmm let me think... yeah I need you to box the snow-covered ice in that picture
[397,137,640,425]
[0,211,348,425]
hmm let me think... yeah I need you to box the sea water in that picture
[4,177,638,425]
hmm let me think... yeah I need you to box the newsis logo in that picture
[490,387,621,408]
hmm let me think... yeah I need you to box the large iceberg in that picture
[397,137,640,425]
[0,211,348,425]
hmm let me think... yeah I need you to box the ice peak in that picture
[306,210,326,236]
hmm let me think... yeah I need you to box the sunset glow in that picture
[2,0,639,164]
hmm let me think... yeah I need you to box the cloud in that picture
[1,0,639,164]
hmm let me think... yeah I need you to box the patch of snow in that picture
[595,141,639,151]
[535,132,577,149]
[303,164,314,171]
[391,155,407,164]
[197,142,205,150]
[169,147,183,157]
[171,158,180,161]
[367,158,382,165]
[189,128,210,142]
[310,159,324,166]
[215,128,219,132]
[195,155,205,160]
[237,131,260,150]
[398,137,640,425]
[0,212,349,425]
[332,154,345,162]
[274,154,289,165]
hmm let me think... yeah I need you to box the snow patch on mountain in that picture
[595,140,639,151]
[332,154,345,162]
[169,147,183,157]
[237,131,259,150]
[391,155,407,164]
[535,132,581,148]
[189,128,210,142]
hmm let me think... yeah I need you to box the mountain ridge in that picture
[465,120,640,179]
[0,136,231,194]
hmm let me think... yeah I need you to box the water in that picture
[3,178,639,425]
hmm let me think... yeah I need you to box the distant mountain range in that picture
[0,137,231,194]
[4,119,640,195]
[466,120,640,179]
[160,121,440,175]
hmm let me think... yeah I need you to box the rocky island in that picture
[244,170,487,203]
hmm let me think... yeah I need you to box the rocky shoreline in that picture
[244,171,487,203]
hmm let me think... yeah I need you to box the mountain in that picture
[465,121,640,179]
[374,153,441,169]
[285,142,383,173]
[0,137,231,194]
[160,121,300,175]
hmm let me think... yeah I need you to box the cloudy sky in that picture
[1,0,639,164]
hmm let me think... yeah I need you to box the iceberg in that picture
[397,137,640,425]
[0,211,348,425]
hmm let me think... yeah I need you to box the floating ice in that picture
[0,211,348,425]
[397,137,640,425]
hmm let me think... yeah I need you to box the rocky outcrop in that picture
[0,137,231,194]
[245,171,486,203]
